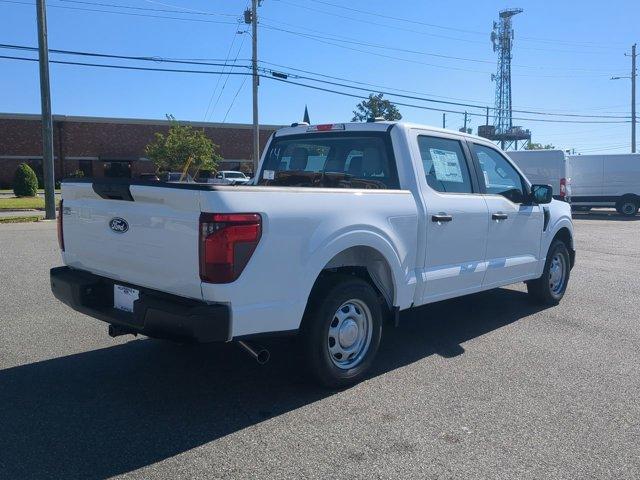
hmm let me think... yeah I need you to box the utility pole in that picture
[442,113,446,129]
[631,43,637,153]
[251,0,259,174]
[463,111,468,131]
[36,0,56,220]
[612,44,637,154]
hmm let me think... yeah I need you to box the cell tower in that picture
[478,8,531,150]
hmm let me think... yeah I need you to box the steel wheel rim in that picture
[327,299,373,370]
[549,253,567,296]
[622,203,636,215]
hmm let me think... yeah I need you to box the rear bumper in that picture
[50,266,231,342]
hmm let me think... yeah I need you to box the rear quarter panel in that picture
[199,187,418,337]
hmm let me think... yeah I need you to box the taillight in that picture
[199,213,261,283]
[560,178,567,199]
[57,199,64,251]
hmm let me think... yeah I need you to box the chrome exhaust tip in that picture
[237,340,270,365]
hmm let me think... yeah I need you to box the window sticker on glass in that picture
[429,149,464,183]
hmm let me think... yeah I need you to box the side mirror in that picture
[531,184,553,204]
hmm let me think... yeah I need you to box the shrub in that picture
[13,163,39,197]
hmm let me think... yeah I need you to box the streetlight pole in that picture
[36,0,56,220]
[251,0,259,174]
[631,43,636,153]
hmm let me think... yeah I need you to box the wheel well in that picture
[313,246,395,311]
[552,227,575,268]
[619,194,639,205]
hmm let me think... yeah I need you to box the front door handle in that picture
[492,212,508,220]
[432,214,453,223]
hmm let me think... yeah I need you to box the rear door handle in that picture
[492,212,508,220]
[431,214,453,223]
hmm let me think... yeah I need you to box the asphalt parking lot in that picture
[1,213,639,480]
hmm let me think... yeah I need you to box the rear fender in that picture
[301,228,415,311]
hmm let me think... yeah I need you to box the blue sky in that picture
[1,0,638,153]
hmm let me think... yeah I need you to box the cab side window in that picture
[472,144,526,203]
[417,136,473,194]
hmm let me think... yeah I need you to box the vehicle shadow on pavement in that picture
[0,288,546,479]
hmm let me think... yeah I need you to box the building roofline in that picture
[0,112,283,130]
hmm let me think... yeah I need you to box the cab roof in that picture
[274,121,490,144]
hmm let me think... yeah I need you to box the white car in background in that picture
[211,170,251,185]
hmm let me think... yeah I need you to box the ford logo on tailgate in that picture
[109,217,129,233]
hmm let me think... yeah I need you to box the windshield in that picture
[258,133,399,189]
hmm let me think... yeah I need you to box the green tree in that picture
[13,163,39,197]
[352,93,402,122]
[524,141,555,150]
[145,115,221,178]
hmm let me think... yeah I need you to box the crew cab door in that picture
[412,133,490,303]
[469,142,544,287]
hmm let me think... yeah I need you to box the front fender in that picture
[539,200,574,273]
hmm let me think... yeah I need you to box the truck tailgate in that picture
[61,182,203,300]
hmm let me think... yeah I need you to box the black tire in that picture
[527,240,571,305]
[301,274,383,389]
[616,198,639,217]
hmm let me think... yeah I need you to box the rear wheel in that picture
[301,275,383,388]
[527,240,571,305]
[616,198,639,217]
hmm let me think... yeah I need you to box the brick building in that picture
[0,113,281,187]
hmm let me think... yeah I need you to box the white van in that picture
[507,150,570,202]
[568,154,640,216]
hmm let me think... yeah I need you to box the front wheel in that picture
[527,240,571,305]
[301,275,383,388]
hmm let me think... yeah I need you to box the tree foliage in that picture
[352,93,402,122]
[524,141,555,150]
[13,163,39,197]
[145,115,221,177]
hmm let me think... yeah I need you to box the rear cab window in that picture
[258,132,400,189]
[417,136,474,194]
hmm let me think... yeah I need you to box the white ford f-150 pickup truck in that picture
[51,121,575,387]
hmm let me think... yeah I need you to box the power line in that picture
[1,52,630,124]
[59,0,238,17]
[0,53,253,76]
[261,22,625,74]
[251,58,632,115]
[208,31,248,121]
[272,0,623,53]
[0,43,247,67]
[3,0,620,57]
[260,23,626,78]
[202,11,245,121]
[307,0,626,50]
[222,75,249,122]
[0,44,630,120]
[0,0,238,24]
